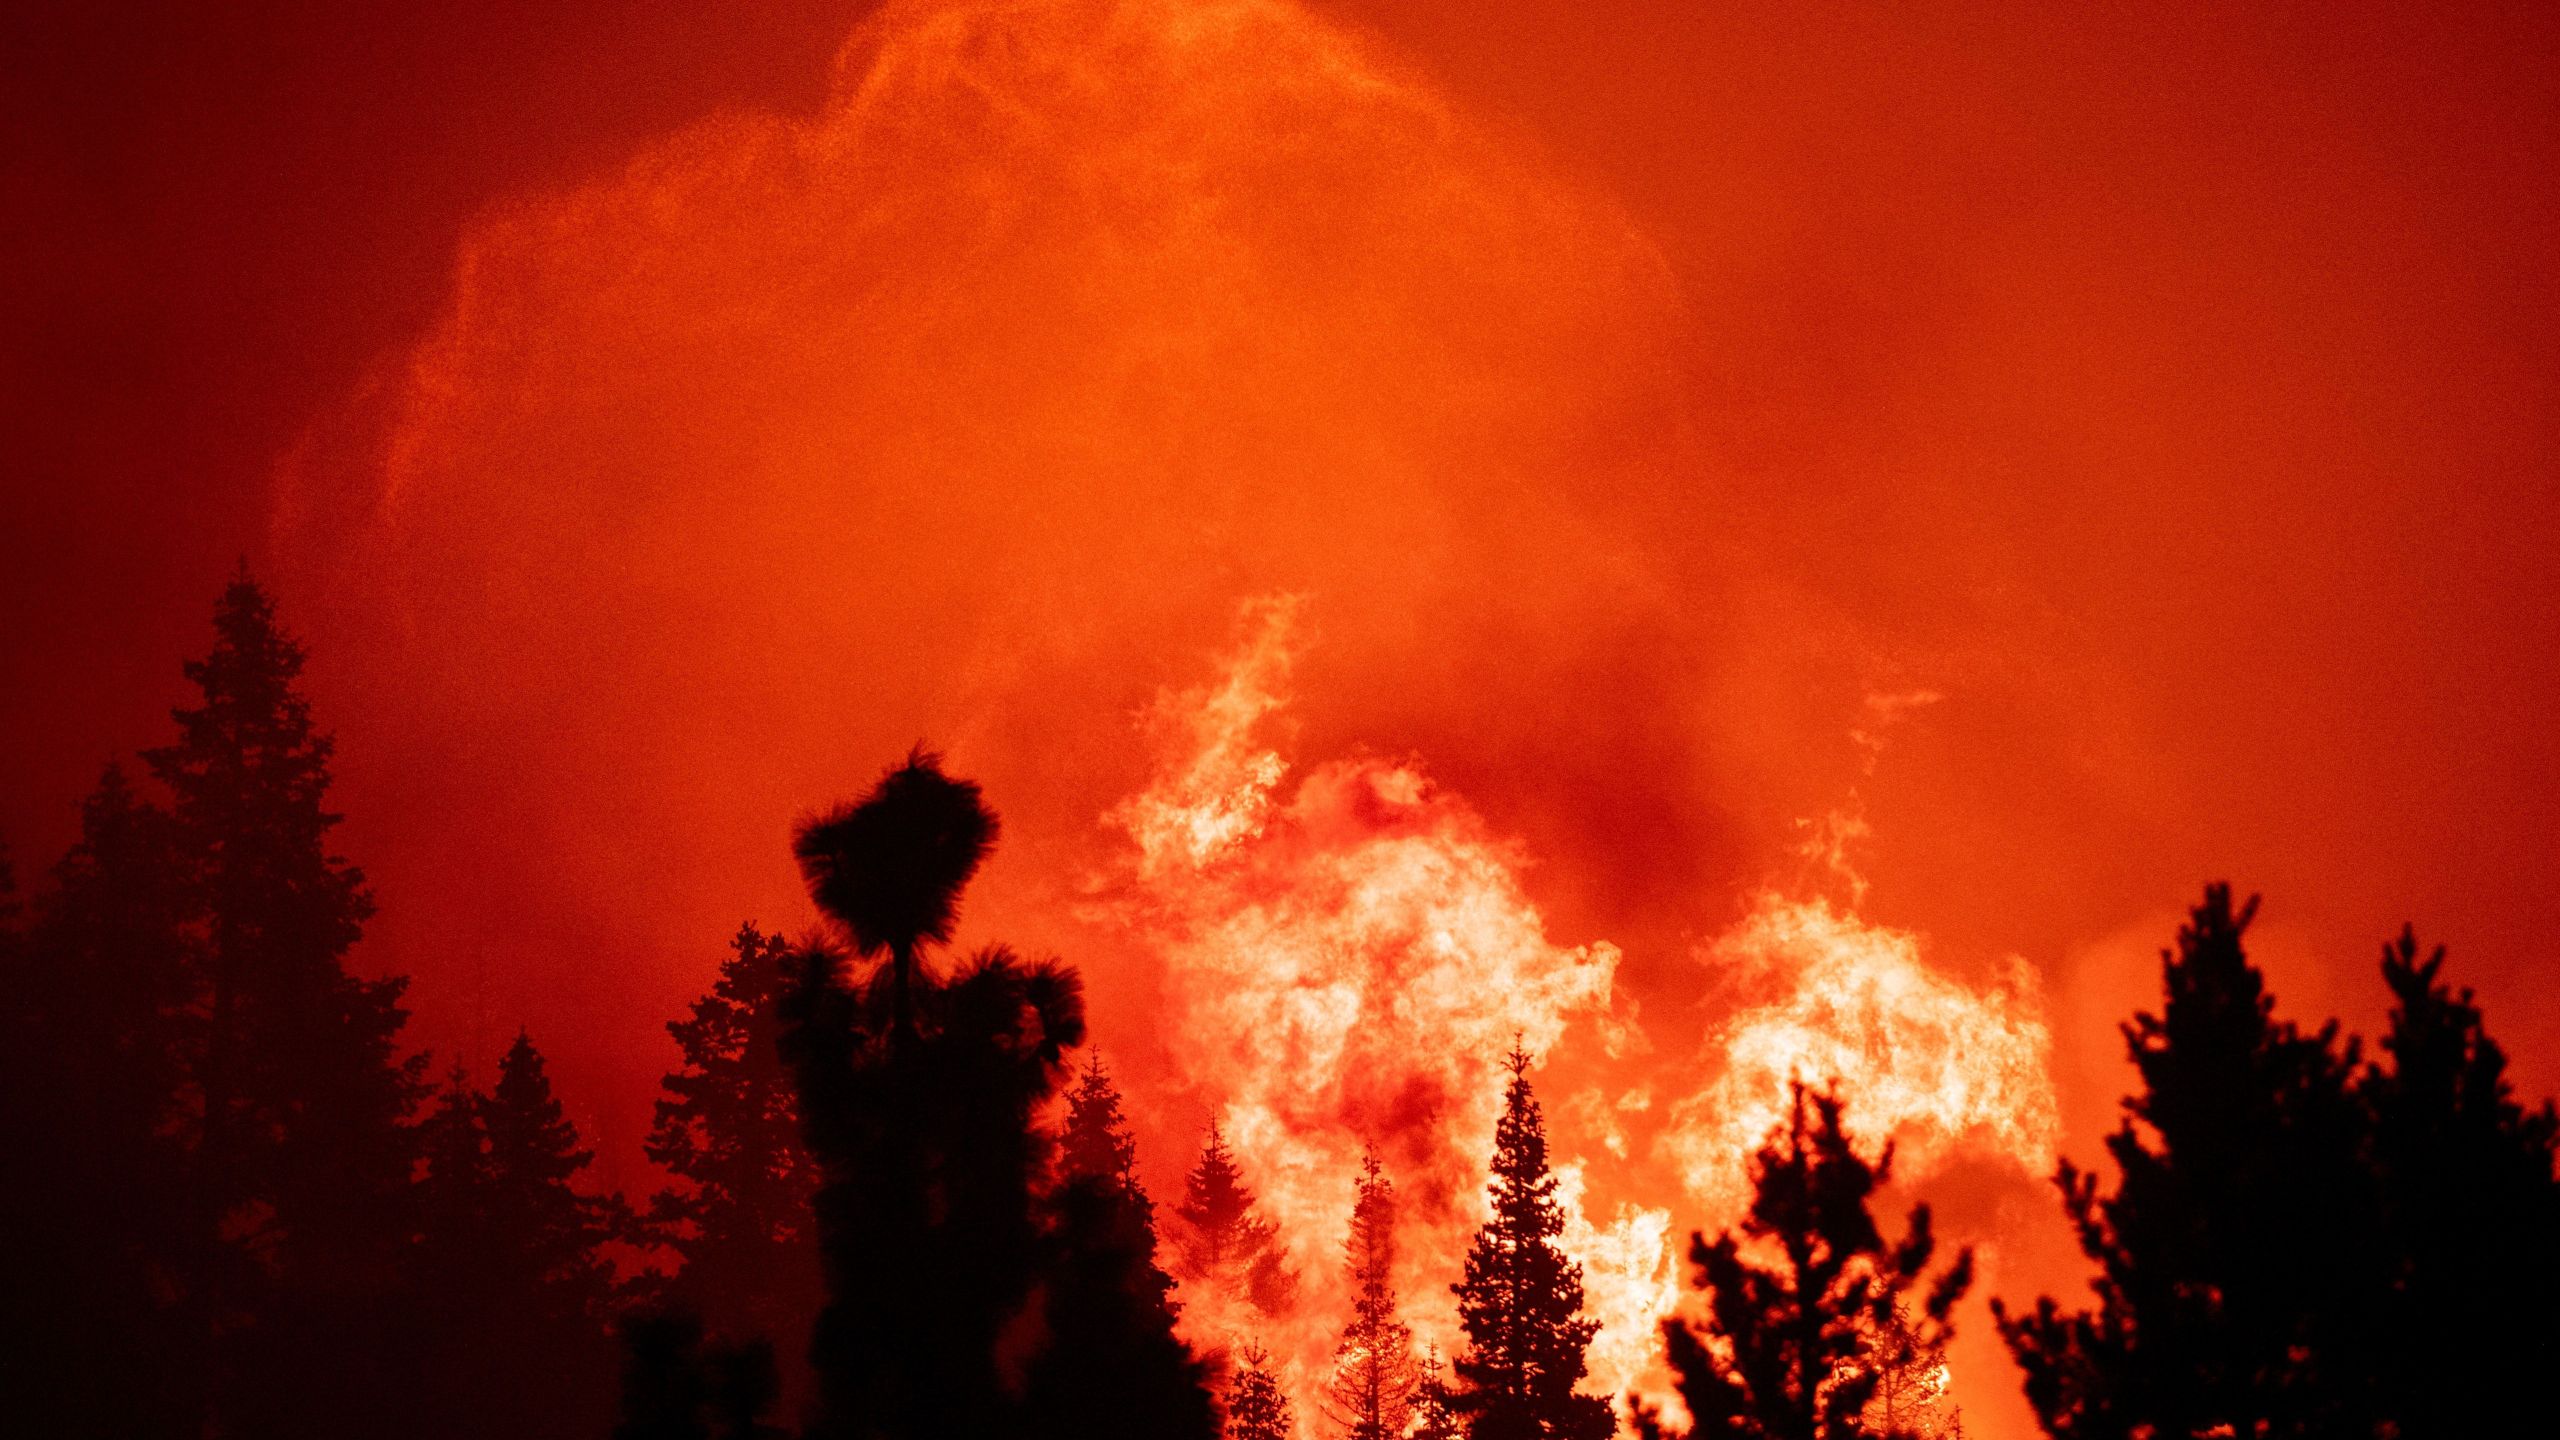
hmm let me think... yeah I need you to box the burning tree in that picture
[1226,1342,1297,1440]
[1175,1119,1299,1316]
[1449,1045,1614,1440]
[1325,1150,1420,1439]
[1639,1080,1973,1440]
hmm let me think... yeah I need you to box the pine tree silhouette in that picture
[0,765,198,1435]
[782,752,1088,1439]
[137,573,426,1438]
[1175,1119,1298,1315]
[645,922,821,1402]
[401,1032,628,1440]
[1993,885,2379,1440]
[1327,1150,1419,1440]
[1413,1347,1464,1440]
[1058,1049,1148,1210]
[2359,925,2560,1433]
[1449,1044,1613,1440]
[1225,1341,1297,1440]
[1639,1082,1973,1440]
[1023,1049,1219,1439]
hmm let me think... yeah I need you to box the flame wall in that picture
[50,1,2522,1437]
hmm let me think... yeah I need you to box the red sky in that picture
[6,1,2558,1431]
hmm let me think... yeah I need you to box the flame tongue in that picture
[1103,600,2060,1426]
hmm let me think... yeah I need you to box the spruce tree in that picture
[1176,1119,1298,1315]
[1024,1048,1220,1439]
[645,922,820,1390]
[1993,885,2379,1440]
[142,573,425,1300]
[1449,1045,1613,1440]
[0,766,198,1435]
[401,1034,628,1440]
[1226,1341,1297,1440]
[1414,1347,1464,1440]
[1059,1049,1148,1209]
[2358,925,2560,1433]
[1639,1083,1973,1440]
[1327,1150,1419,1440]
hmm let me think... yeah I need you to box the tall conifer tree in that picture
[646,922,821,1385]
[1449,1045,1612,1440]
[1327,1150,1419,1440]
[1024,1049,1219,1439]
[1175,1120,1298,1315]
[1993,886,2377,1440]
[1640,1083,1972,1440]
[0,766,198,1435]
[140,573,425,1438]
[2357,925,2560,1434]
[1226,1342,1297,1440]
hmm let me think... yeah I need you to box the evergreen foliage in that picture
[1225,1341,1297,1440]
[782,753,1091,1439]
[1413,1347,1464,1440]
[1175,1118,1298,1315]
[2359,924,2560,1432]
[402,1033,628,1439]
[0,765,198,1434]
[646,923,821,1390]
[1326,1149,1420,1440]
[1993,886,2379,1440]
[1639,1083,1973,1440]
[1449,1044,1613,1440]
[1024,1048,1219,1439]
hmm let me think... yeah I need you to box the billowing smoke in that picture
[266,0,2082,1431]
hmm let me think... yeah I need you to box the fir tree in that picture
[1414,1347,1464,1440]
[142,573,425,1299]
[1226,1341,1297,1440]
[400,1033,628,1440]
[2358,925,2560,1433]
[1327,1150,1419,1440]
[1176,1119,1298,1315]
[1059,1049,1148,1210]
[1993,886,2379,1440]
[1639,1083,1973,1440]
[0,766,198,1435]
[645,922,820,1390]
[1025,1048,1219,1439]
[1450,1044,1613,1440]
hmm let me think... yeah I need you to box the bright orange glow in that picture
[1100,600,2054,1425]
[11,2,2511,1437]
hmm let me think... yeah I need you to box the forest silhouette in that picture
[3,575,2554,1440]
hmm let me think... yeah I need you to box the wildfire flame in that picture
[1101,600,2059,1429]
[1658,896,2059,1222]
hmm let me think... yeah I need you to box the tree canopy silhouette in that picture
[1328,1149,1420,1440]
[1449,1044,1613,1440]
[645,922,821,1402]
[1023,1050,1219,1439]
[1640,1082,1973,1440]
[1175,1118,1299,1316]
[780,752,1091,1439]
[1994,885,2379,1440]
